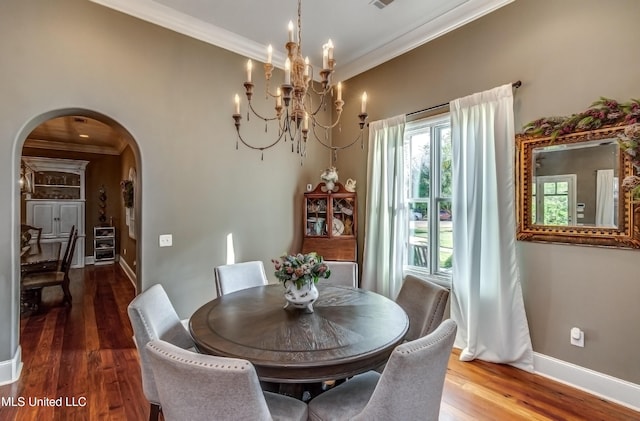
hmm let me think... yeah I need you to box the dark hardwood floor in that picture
[1,264,638,420]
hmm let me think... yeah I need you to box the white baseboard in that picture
[0,346,22,386]
[534,352,640,412]
[119,257,137,291]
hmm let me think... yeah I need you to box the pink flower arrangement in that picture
[522,98,640,140]
[272,252,331,289]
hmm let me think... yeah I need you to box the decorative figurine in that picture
[320,167,339,192]
[343,217,353,236]
[345,178,356,192]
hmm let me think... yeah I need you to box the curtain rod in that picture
[406,80,522,117]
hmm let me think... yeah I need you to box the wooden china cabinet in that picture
[301,182,357,261]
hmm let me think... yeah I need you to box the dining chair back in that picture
[21,224,42,246]
[395,275,450,341]
[127,284,195,421]
[21,231,77,307]
[321,261,358,288]
[308,319,457,421]
[214,261,269,296]
[146,339,308,421]
[59,225,76,271]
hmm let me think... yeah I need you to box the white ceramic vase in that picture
[283,280,319,313]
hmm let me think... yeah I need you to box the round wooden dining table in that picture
[189,283,409,384]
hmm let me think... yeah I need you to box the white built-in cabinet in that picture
[24,157,88,268]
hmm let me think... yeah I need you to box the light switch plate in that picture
[159,234,173,247]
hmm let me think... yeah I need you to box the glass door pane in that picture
[409,202,429,269]
[437,201,453,273]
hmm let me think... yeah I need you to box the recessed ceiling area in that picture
[89,0,514,81]
[25,116,128,155]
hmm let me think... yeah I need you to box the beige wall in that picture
[336,0,640,384]
[0,0,328,371]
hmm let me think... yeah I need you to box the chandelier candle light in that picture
[232,0,368,163]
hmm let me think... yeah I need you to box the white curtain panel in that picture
[450,84,533,371]
[596,169,615,227]
[362,115,407,299]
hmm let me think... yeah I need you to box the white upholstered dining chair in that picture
[146,339,308,421]
[214,260,269,296]
[321,261,358,288]
[395,274,450,341]
[127,284,195,421]
[308,319,457,421]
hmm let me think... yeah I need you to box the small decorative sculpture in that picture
[320,167,339,192]
[345,178,357,192]
[98,185,107,224]
[343,217,353,236]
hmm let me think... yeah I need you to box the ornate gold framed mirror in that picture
[516,125,640,248]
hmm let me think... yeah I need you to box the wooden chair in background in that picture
[20,224,42,247]
[21,231,77,311]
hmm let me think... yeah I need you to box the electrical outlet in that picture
[570,327,584,347]
[159,234,173,247]
[123,248,127,255]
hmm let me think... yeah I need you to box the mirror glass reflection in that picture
[531,139,619,228]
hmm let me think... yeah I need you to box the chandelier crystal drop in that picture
[232,0,368,163]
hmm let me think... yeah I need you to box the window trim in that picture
[403,114,452,284]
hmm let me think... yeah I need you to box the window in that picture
[404,115,452,280]
[533,174,576,225]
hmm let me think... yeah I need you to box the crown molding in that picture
[89,0,287,68]
[90,0,513,81]
[335,0,515,81]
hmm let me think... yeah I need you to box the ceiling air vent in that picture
[370,0,394,9]
[369,0,393,9]
[73,117,87,124]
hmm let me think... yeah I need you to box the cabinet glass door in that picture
[332,197,355,237]
[306,198,328,236]
[32,171,81,199]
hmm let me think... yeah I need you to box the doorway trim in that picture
[9,107,142,384]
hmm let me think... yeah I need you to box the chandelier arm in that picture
[248,101,281,122]
[285,115,302,144]
[304,65,333,97]
[303,92,325,117]
[264,86,283,100]
[310,125,365,151]
[236,126,287,151]
[308,81,332,97]
[310,110,343,130]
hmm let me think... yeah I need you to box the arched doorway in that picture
[14,107,142,324]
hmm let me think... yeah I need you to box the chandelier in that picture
[232,0,368,162]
